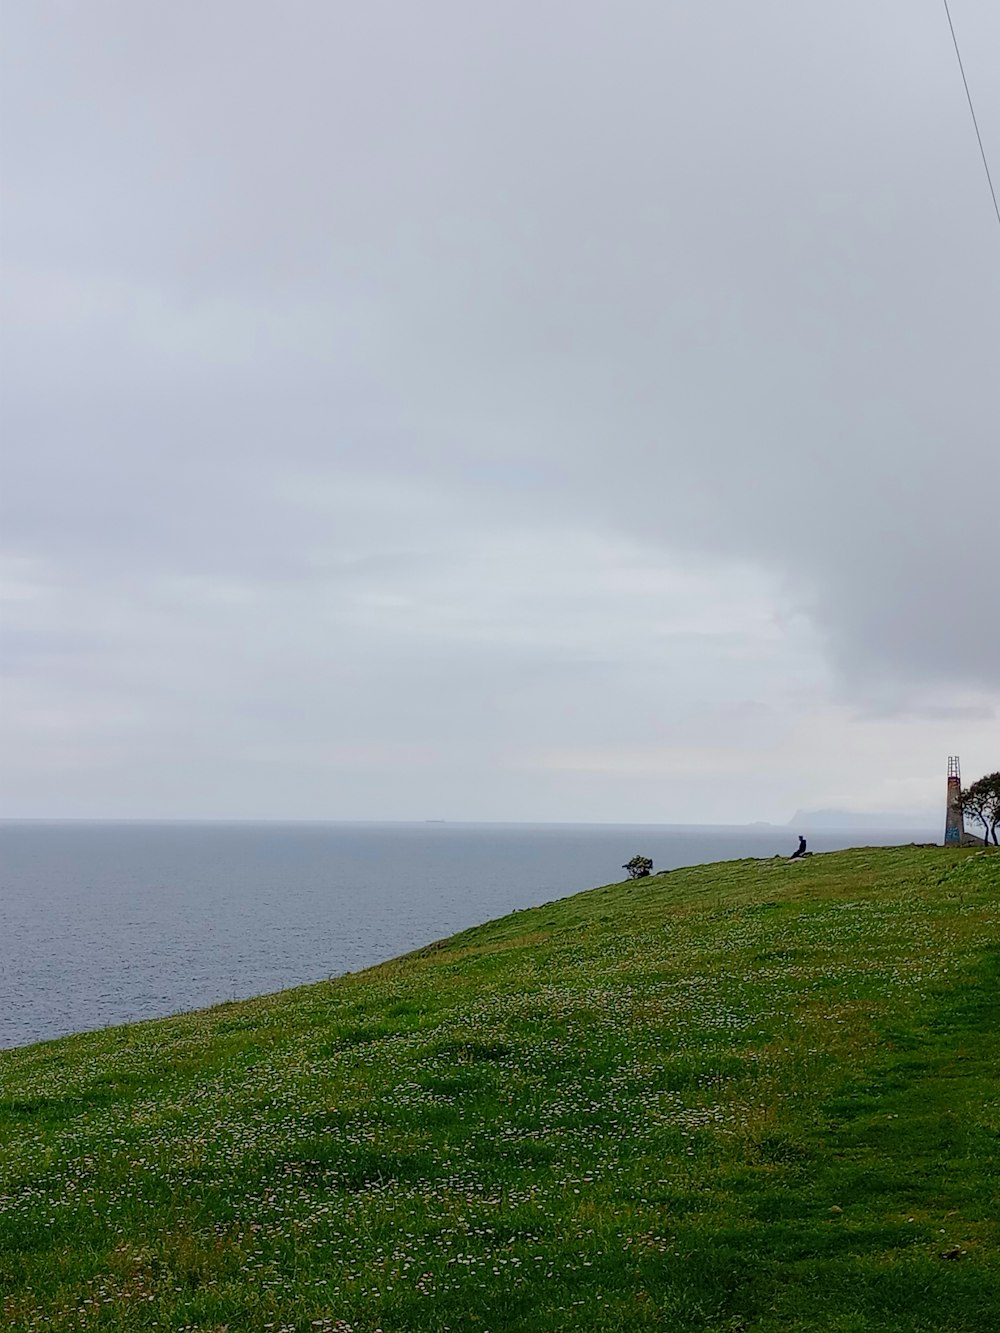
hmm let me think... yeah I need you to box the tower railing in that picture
[945,756,964,845]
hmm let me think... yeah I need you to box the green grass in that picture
[1,845,999,1332]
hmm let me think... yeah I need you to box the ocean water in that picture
[0,820,936,1049]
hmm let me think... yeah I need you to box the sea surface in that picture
[0,820,937,1049]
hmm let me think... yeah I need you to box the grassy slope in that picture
[1,846,999,1333]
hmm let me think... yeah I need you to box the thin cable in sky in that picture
[941,0,1000,234]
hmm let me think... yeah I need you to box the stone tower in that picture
[944,756,965,845]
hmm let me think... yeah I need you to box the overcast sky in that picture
[2,0,997,824]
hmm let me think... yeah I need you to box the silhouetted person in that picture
[790,835,807,859]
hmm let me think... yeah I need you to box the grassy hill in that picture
[2,845,999,1333]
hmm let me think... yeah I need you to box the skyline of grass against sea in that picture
[1,819,937,1049]
[1,844,997,1332]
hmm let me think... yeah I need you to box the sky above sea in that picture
[1,2,997,824]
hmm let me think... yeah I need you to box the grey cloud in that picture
[2,1,998,818]
[6,0,995,691]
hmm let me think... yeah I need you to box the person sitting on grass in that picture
[790,835,807,859]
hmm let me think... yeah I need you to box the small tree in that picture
[623,854,653,879]
[961,772,1000,847]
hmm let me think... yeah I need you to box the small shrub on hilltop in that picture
[622,854,653,878]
